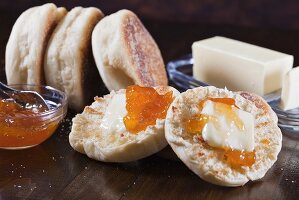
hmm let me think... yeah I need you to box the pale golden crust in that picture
[121,11,167,87]
[56,7,67,21]
[69,86,180,162]
[92,9,167,92]
[5,3,64,85]
[78,8,105,110]
[238,91,278,124]
[44,7,104,111]
[165,86,282,187]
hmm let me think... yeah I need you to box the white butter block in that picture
[201,100,254,151]
[280,67,299,111]
[192,36,293,96]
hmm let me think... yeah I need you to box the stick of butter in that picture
[192,36,293,96]
[280,67,299,111]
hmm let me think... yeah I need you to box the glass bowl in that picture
[0,84,67,149]
[167,54,299,132]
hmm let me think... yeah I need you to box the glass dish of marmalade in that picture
[0,85,67,149]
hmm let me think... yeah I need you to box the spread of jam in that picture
[0,99,58,148]
[261,138,270,145]
[124,85,173,134]
[185,97,256,169]
[185,114,209,135]
[185,97,242,134]
[224,149,256,169]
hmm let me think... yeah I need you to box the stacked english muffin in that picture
[5,4,167,111]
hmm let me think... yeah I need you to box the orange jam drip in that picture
[224,149,256,169]
[198,97,237,109]
[261,138,270,145]
[185,97,243,134]
[184,97,255,169]
[0,99,58,148]
[185,114,209,135]
[123,85,173,134]
[214,100,244,130]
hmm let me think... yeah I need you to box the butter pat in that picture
[100,93,127,134]
[192,36,293,96]
[280,67,299,110]
[201,100,254,151]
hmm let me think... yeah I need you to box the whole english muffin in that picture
[5,3,67,85]
[69,86,180,162]
[91,9,168,91]
[165,86,282,187]
[44,7,104,111]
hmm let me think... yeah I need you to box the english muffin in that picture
[91,9,168,91]
[69,85,180,162]
[44,7,104,111]
[165,86,282,187]
[5,3,66,85]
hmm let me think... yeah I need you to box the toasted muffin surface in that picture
[92,9,168,91]
[69,86,180,162]
[165,86,282,186]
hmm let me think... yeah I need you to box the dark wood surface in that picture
[1,8,299,200]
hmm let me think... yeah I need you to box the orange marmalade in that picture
[124,85,173,134]
[185,97,255,169]
[0,99,58,148]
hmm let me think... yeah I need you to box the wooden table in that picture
[1,12,299,200]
